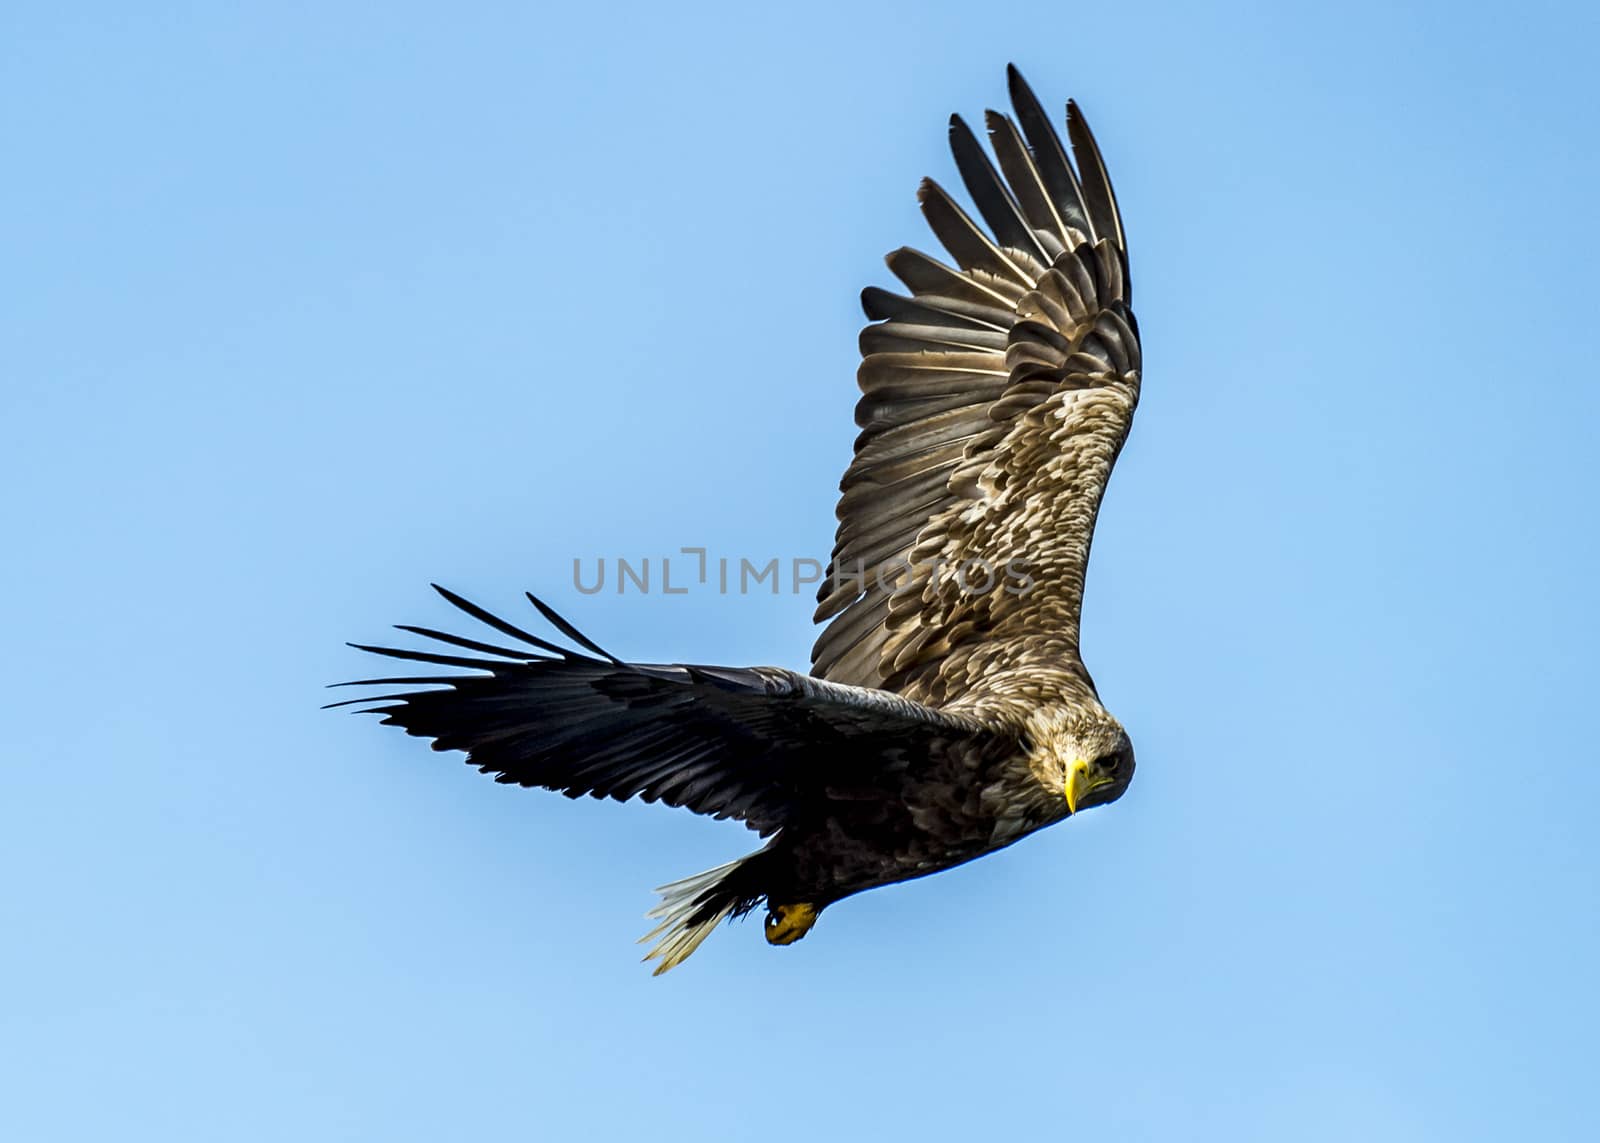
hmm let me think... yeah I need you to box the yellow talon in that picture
[764,902,819,946]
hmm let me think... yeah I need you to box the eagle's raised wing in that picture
[333,586,997,837]
[811,66,1140,709]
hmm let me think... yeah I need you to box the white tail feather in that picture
[639,859,743,975]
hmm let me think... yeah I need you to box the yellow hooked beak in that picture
[1065,757,1092,815]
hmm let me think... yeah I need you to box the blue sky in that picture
[4,1,1599,1139]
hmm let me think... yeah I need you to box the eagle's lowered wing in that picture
[811,66,1141,709]
[334,586,997,837]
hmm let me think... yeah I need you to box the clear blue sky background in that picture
[4,2,1598,1139]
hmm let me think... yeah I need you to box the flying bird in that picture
[336,65,1142,973]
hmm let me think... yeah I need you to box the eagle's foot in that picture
[764,902,818,945]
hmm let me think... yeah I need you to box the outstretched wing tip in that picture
[339,590,991,833]
[524,590,623,663]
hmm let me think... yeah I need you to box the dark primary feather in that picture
[1005,63,1093,240]
[334,586,995,837]
[947,114,1047,263]
[1065,101,1128,281]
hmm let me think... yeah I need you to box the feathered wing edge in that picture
[810,65,1138,698]
[329,587,780,973]
[329,584,815,835]
[333,586,1000,972]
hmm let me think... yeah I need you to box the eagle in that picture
[336,66,1142,973]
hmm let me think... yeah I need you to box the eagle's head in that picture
[1026,706,1135,815]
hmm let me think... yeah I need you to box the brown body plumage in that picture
[337,66,1142,973]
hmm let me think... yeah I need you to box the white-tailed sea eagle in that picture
[336,66,1142,973]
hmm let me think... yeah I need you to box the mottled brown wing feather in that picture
[811,67,1141,709]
